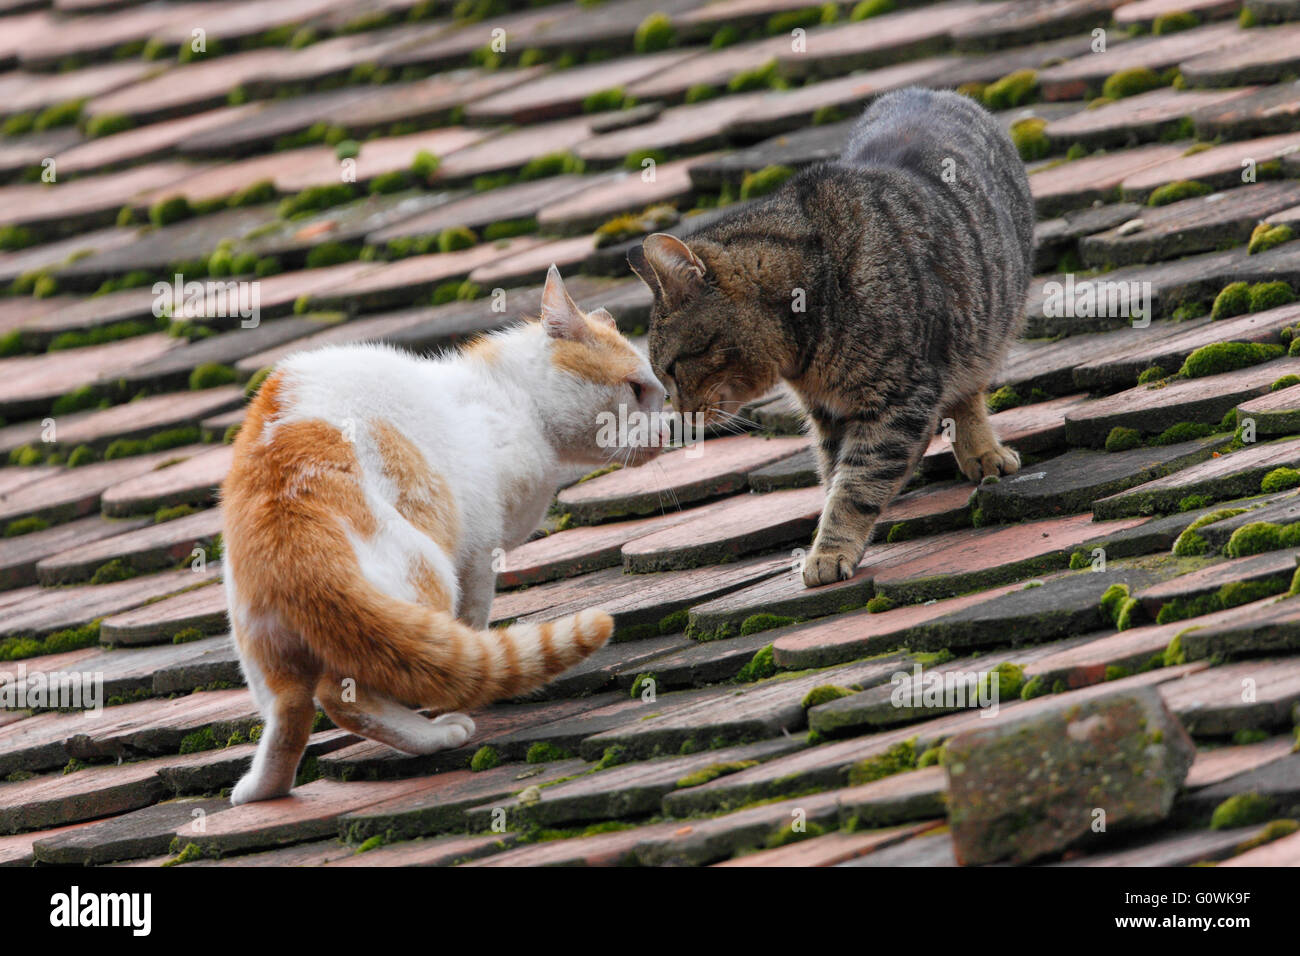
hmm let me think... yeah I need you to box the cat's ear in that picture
[587,307,616,329]
[640,233,706,307]
[540,264,587,341]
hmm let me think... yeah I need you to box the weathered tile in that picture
[1065,361,1299,447]
[1036,22,1245,100]
[713,820,939,867]
[537,155,715,235]
[836,826,957,866]
[466,51,694,124]
[467,737,803,831]
[1052,823,1269,866]
[977,439,1230,522]
[1239,377,1300,438]
[1093,437,1300,518]
[0,515,151,591]
[1180,21,1300,87]
[1177,594,1300,661]
[772,582,1022,669]
[578,654,911,760]
[1220,828,1300,865]
[1193,81,1300,140]
[576,93,767,166]
[1081,180,1300,270]
[1045,86,1255,151]
[0,565,219,640]
[1178,750,1300,825]
[1186,734,1296,789]
[99,581,228,647]
[463,820,683,866]
[31,796,226,865]
[497,508,696,588]
[100,445,234,517]
[174,777,441,857]
[1073,305,1299,389]
[951,0,1120,52]
[1121,130,1300,202]
[329,832,515,867]
[37,507,223,586]
[1161,657,1300,735]
[496,553,789,640]
[557,435,807,524]
[0,333,181,421]
[337,759,587,842]
[367,177,585,244]
[1029,142,1189,216]
[621,485,823,572]
[1136,551,1298,618]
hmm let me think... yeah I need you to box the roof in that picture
[1,0,1299,867]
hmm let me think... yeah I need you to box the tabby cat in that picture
[630,88,1034,588]
[221,266,664,803]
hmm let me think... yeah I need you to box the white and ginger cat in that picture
[221,266,665,804]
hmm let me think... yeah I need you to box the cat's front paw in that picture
[957,443,1021,482]
[431,711,475,747]
[802,547,857,587]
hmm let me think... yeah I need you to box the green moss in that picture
[738,614,795,637]
[482,218,537,241]
[583,86,633,113]
[1009,117,1050,162]
[278,183,355,219]
[1248,222,1293,256]
[764,819,826,849]
[675,760,759,788]
[89,558,137,585]
[148,195,192,228]
[33,99,85,131]
[469,746,500,771]
[1224,520,1300,558]
[1103,426,1140,452]
[1147,179,1212,207]
[683,84,719,104]
[1271,374,1300,392]
[8,445,45,467]
[1151,421,1214,446]
[155,503,197,523]
[850,0,895,18]
[1137,365,1166,385]
[985,385,1020,414]
[847,739,916,785]
[1115,596,1141,631]
[3,516,49,538]
[981,662,1026,700]
[525,742,571,763]
[983,70,1038,110]
[1152,10,1199,34]
[633,13,675,53]
[739,164,795,201]
[1211,281,1251,320]
[1156,578,1287,623]
[593,745,628,771]
[658,609,689,635]
[1173,300,1209,322]
[1261,467,1300,493]
[1248,280,1296,313]
[629,673,658,698]
[85,113,133,138]
[1100,583,1130,626]
[728,59,782,94]
[801,685,853,709]
[710,25,740,48]
[1210,793,1275,829]
[1232,728,1270,745]
[1102,67,1165,101]
[179,727,219,754]
[172,627,206,645]
[1018,675,1048,700]
[1179,341,1284,378]
[865,594,894,613]
[66,445,98,468]
[735,644,778,682]
[305,241,360,269]
[189,363,238,390]
[767,4,837,34]
[518,151,584,181]
[1236,818,1299,852]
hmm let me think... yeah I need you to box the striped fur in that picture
[631,89,1033,587]
[222,266,664,804]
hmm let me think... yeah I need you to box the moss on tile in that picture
[470,745,500,771]
[735,643,778,682]
[847,739,916,785]
[983,69,1037,110]
[1248,222,1293,256]
[1147,179,1212,207]
[1178,341,1284,378]
[1210,792,1275,829]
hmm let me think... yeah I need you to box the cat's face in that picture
[537,266,667,468]
[632,234,780,423]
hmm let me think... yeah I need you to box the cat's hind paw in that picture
[431,711,475,748]
[802,547,857,588]
[957,443,1020,483]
